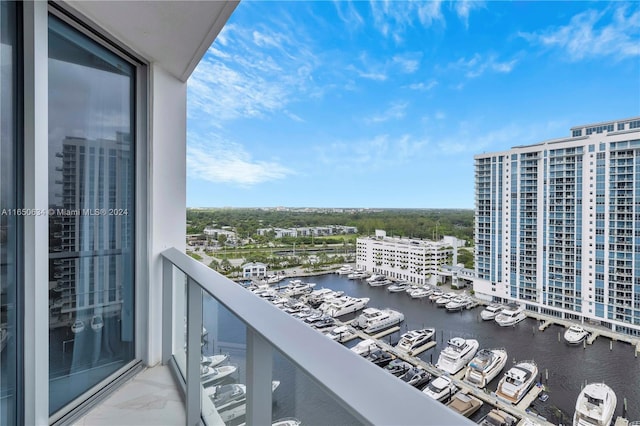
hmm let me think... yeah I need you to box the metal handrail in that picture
[162,247,471,425]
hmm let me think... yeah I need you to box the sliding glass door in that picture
[48,14,135,415]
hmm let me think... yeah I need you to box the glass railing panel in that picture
[172,268,187,377]
[201,291,247,425]
[271,348,363,426]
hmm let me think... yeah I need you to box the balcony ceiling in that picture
[67,0,239,82]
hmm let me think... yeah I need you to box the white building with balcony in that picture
[356,230,461,285]
[474,118,640,337]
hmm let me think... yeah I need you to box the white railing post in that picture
[162,256,174,363]
[186,277,203,425]
[246,328,273,425]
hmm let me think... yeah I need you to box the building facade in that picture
[356,230,461,285]
[474,117,640,336]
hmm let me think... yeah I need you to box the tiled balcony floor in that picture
[74,365,185,426]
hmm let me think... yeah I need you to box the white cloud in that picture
[188,22,318,124]
[314,133,429,171]
[334,1,364,28]
[453,0,485,29]
[393,52,422,73]
[364,102,408,124]
[519,5,640,60]
[405,80,438,91]
[448,53,518,79]
[369,0,445,40]
[187,135,294,186]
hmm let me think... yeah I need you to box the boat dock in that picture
[337,321,554,425]
[538,321,552,331]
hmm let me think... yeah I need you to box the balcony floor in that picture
[74,365,185,426]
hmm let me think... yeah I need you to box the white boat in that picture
[464,348,508,388]
[435,337,479,374]
[495,360,538,404]
[284,280,316,296]
[564,325,590,345]
[90,315,104,331]
[368,278,392,287]
[478,408,518,426]
[384,359,413,376]
[347,271,369,279]
[428,289,444,301]
[446,391,483,418]
[495,304,526,327]
[201,364,237,385]
[395,328,435,354]
[354,308,404,334]
[265,274,283,284]
[320,296,369,318]
[480,304,504,321]
[202,353,229,368]
[71,319,85,334]
[350,338,379,356]
[572,383,617,426]
[304,288,344,307]
[387,282,409,292]
[336,264,354,275]
[207,380,280,423]
[435,292,456,307]
[325,325,356,342]
[422,375,458,402]
[409,287,432,299]
[446,296,473,311]
[365,273,385,283]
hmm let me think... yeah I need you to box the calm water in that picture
[205,274,640,425]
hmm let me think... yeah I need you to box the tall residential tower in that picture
[474,117,640,336]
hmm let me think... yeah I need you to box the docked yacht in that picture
[350,338,379,356]
[207,381,280,423]
[435,292,457,307]
[480,304,504,321]
[495,360,538,404]
[395,328,435,355]
[320,296,369,317]
[368,277,392,287]
[409,287,432,299]
[383,359,411,376]
[265,274,283,284]
[347,270,369,279]
[365,349,395,367]
[436,337,479,374]
[422,375,458,402]
[446,296,473,311]
[365,273,385,283]
[284,280,316,296]
[354,308,404,334]
[428,289,444,301]
[564,325,590,345]
[495,304,526,327]
[200,364,237,385]
[311,316,335,330]
[325,325,356,342]
[304,288,344,308]
[446,392,483,418]
[478,409,517,426]
[387,282,409,292]
[336,264,354,275]
[572,382,617,426]
[400,367,431,388]
[464,348,508,388]
[202,353,229,368]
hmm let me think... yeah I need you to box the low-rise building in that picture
[356,230,463,285]
[242,262,267,278]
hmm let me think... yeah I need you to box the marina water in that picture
[206,274,639,425]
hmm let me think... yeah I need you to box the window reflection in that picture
[48,15,135,414]
[0,1,18,424]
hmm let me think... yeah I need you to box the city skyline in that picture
[186,1,640,208]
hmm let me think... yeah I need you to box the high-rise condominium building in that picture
[473,117,640,337]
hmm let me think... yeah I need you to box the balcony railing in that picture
[161,248,470,425]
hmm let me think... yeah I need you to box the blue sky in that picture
[186,1,640,209]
